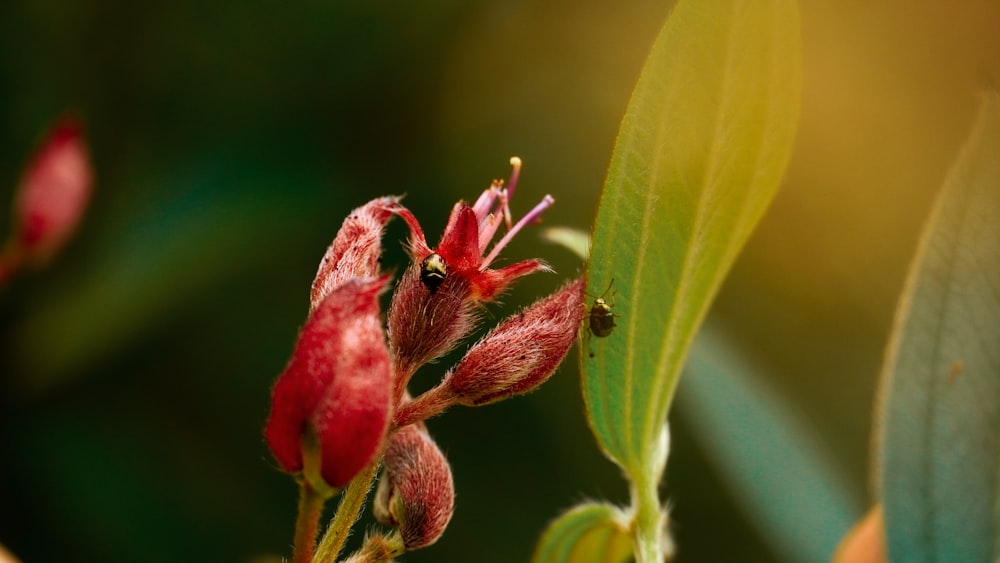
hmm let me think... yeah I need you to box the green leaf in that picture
[532,503,633,563]
[582,0,801,477]
[540,226,590,260]
[876,92,1000,562]
[679,321,862,562]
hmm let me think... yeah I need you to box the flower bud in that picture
[384,160,555,387]
[13,118,93,265]
[310,196,401,313]
[387,258,478,388]
[373,425,455,550]
[443,277,584,406]
[265,276,392,490]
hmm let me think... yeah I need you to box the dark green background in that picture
[2,0,998,561]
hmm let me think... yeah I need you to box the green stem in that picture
[313,460,381,563]
[292,481,326,563]
[340,530,406,563]
[631,472,665,563]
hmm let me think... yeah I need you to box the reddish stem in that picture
[292,481,326,563]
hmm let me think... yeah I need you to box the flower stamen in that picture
[482,193,554,269]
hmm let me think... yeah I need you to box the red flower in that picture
[264,276,393,490]
[386,158,556,391]
[265,159,590,561]
[393,157,553,302]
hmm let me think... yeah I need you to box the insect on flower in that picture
[586,279,618,338]
[419,252,448,293]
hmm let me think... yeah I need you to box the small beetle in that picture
[586,280,617,338]
[419,252,448,293]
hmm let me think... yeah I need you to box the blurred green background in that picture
[1,0,998,561]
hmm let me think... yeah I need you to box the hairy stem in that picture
[313,460,381,563]
[292,481,326,563]
[631,471,665,563]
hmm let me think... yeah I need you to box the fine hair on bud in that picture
[386,260,479,385]
[443,277,585,406]
[373,425,455,550]
[310,196,401,312]
[264,277,393,489]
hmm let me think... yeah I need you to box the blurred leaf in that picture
[532,503,632,563]
[539,226,590,260]
[875,92,1000,561]
[581,0,801,477]
[679,321,862,562]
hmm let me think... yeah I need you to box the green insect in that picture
[419,252,448,293]
[586,280,617,338]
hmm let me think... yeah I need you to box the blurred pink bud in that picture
[444,277,584,406]
[264,276,392,489]
[310,196,403,313]
[14,118,93,264]
[373,425,455,550]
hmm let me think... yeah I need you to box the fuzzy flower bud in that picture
[444,277,584,406]
[12,118,93,265]
[386,257,478,391]
[373,424,455,550]
[310,196,402,312]
[386,158,552,392]
[264,276,392,490]
[393,278,585,427]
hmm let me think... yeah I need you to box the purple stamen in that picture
[471,183,500,220]
[478,212,503,253]
[482,194,554,268]
[505,157,522,204]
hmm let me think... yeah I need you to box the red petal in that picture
[310,196,401,312]
[468,259,550,302]
[265,276,392,487]
[390,206,432,260]
[434,205,481,274]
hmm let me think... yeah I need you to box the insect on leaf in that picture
[876,92,1000,562]
[582,0,802,478]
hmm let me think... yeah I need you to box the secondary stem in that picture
[313,460,381,563]
[631,472,665,563]
[292,481,326,563]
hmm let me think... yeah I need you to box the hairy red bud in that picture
[386,261,478,392]
[373,425,455,550]
[14,118,92,264]
[310,196,401,312]
[264,277,392,489]
[443,277,584,406]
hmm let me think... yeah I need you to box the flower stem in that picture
[631,472,665,563]
[313,460,381,563]
[292,481,327,563]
